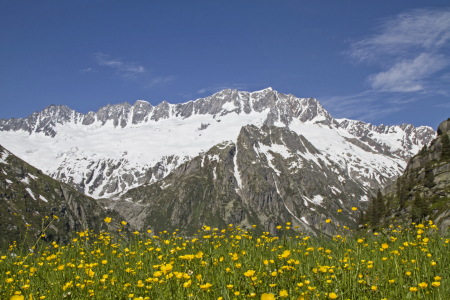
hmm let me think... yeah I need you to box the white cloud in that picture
[436,102,450,109]
[80,67,94,73]
[94,52,174,87]
[320,91,409,122]
[349,8,450,63]
[319,8,450,123]
[95,52,146,78]
[146,76,176,87]
[368,53,449,92]
[348,8,450,94]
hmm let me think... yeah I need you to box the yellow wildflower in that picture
[261,293,275,300]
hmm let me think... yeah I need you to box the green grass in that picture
[0,217,449,300]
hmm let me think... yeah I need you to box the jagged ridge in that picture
[0,88,436,200]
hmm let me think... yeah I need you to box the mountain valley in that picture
[0,88,437,236]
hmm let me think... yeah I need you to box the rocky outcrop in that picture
[0,144,130,248]
[383,119,450,234]
[437,119,450,136]
[103,125,393,237]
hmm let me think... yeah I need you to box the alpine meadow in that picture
[1,1,450,300]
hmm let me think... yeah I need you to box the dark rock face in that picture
[437,119,450,136]
[105,125,377,236]
[0,144,129,248]
[383,120,450,234]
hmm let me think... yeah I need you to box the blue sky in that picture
[1,1,449,129]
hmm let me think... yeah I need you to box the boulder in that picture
[437,119,450,136]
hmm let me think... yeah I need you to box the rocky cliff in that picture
[0,144,128,248]
[104,125,389,237]
[381,119,450,233]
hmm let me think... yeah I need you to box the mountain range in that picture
[0,88,436,235]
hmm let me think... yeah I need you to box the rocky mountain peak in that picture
[437,119,450,136]
[0,89,437,199]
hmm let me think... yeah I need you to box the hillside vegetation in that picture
[360,119,450,234]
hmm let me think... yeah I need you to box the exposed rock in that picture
[437,119,450,136]
[0,144,131,248]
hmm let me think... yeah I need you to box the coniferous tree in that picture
[423,164,435,189]
[411,191,429,222]
[378,190,385,213]
[441,133,450,160]
[357,210,365,227]
[367,190,385,228]
[421,194,430,218]
[412,191,422,222]
[366,196,376,227]
[375,190,385,223]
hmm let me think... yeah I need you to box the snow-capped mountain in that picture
[0,88,436,203]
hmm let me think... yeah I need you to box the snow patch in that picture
[233,145,242,191]
[25,188,36,200]
[330,186,341,194]
[39,195,48,202]
[0,150,9,164]
[312,195,324,205]
[297,150,321,167]
[222,102,236,111]
[5,179,12,184]
[360,195,369,202]
[160,182,172,190]
[259,143,291,159]
[28,174,38,180]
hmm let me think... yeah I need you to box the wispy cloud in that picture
[323,8,450,123]
[367,53,449,92]
[95,53,146,79]
[348,8,450,93]
[80,67,94,73]
[349,8,450,63]
[146,76,176,87]
[435,102,450,109]
[93,52,174,87]
[320,91,410,122]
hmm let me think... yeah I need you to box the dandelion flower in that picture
[261,293,275,300]
[432,282,441,287]
[418,282,428,289]
[279,290,288,297]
